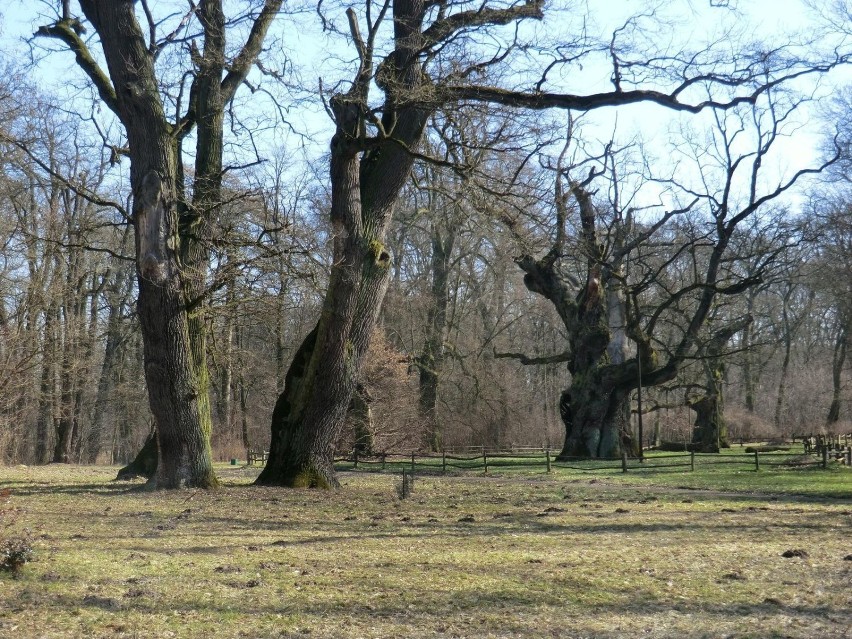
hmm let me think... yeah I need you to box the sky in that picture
[1,0,848,213]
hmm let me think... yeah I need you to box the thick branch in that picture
[494,348,572,366]
[35,20,120,117]
[441,60,845,113]
[422,0,544,48]
[220,0,284,104]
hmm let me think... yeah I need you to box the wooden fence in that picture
[335,444,852,476]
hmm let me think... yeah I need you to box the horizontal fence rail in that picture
[334,444,852,476]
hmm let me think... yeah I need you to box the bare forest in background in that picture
[1,1,852,470]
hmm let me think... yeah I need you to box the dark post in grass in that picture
[442,451,447,473]
[754,450,760,471]
[546,448,552,473]
[637,346,644,461]
[690,451,695,471]
[621,448,628,473]
[822,447,828,469]
[483,452,489,474]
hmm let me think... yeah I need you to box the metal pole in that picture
[637,346,644,461]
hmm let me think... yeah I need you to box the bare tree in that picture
[35,0,285,488]
[258,0,845,484]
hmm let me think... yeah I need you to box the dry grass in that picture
[0,464,851,639]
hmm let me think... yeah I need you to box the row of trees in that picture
[1,0,851,488]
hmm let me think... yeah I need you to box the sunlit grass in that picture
[0,463,850,638]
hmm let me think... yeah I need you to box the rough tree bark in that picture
[508,160,644,459]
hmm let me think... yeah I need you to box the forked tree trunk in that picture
[45,2,220,489]
[39,0,283,487]
[258,0,430,486]
[521,181,637,460]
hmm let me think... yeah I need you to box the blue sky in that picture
[1,0,847,212]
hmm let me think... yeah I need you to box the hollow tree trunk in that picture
[520,181,635,460]
[689,370,726,453]
[689,317,750,452]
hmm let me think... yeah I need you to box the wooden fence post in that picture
[483,452,489,474]
[411,452,416,471]
[442,451,447,473]
[621,449,628,473]
[546,449,552,473]
[846,447,851,467]
[822,447,828,469]
[690,451,695,472]
[754,450,760,471]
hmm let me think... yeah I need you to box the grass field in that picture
[1,462,850,638]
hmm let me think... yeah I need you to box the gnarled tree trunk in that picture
[258,0,431,488]
[690,317,751,453]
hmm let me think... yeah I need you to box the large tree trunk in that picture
[257,0,430,488]
[689,317,750,452]
[69,1,222,488]
[256,227,395,487]
[689,374,727,453]
[827,315,847,424]
[521,181,636,460]
[418,226,454,451]
[39,0,283,486]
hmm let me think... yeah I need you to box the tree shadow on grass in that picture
[14,578,851,639]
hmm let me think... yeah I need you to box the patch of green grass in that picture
[0,463,851,638]
[359,446,852,498]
